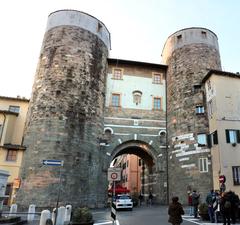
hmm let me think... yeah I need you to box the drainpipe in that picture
[165,72,169,205]
[0,113,6,145]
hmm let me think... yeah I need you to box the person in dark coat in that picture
[220,192,231,225]
[168,196,185,225]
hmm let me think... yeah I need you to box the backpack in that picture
[224,200,231,209]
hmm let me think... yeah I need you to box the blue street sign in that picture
[42,160,64,166]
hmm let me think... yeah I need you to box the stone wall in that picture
[165,41,222,204]
[17,22,109,208]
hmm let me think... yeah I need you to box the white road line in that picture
[94,220,120,225]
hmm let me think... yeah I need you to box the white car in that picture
[115,194,133,210]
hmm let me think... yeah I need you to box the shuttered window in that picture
[232,166,240,185]
[225,129,240,143]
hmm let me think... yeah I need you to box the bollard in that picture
[51,208,56,225]
[9,204,17,217]
[64,205,72,223]
[27,204,36,221]
[56,206,65,225]
[39,210,51,225]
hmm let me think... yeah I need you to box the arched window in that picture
[132,90,142,105]
[104,127,113,140]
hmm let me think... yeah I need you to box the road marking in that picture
[94,221,112,225]
[94,220,120,225]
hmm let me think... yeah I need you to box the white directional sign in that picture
[108,168,122,181]
[42,160,64,166]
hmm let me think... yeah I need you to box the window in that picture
[196,106,204,114]
[9,105,20,113]
[211,130,218,145]
[177,34,182,42]
[111,94,120,107]
[6,150,17,161]
[153,97,161,110]
[226,129,240,144]
[232,166,240,185]
[197,133,207,146]
[132,91,142,105]
[199,158,208,172]
[153,73,162,84]
[112,68,123,80]
[193,84,201,93]
[201,31,207,39]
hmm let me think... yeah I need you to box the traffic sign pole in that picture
[42,159,63,225]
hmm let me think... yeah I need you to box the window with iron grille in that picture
[111,94,120,107]
[153,73,162,84]
[6,150,17,162]
[112,68,123,80]
[153,97,161,110]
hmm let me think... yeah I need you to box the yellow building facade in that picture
[0,96,29,205]
[203,70,240,196]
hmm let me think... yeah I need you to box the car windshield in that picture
[117,195,131,200]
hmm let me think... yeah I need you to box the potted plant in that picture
[198,203,209,221]
[71,207,94,225]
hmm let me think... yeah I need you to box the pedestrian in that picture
[187,191,193,216]
[228,191,239,224]
[206,189,215,223]
[168,196,185,225]
[138,193,143,206]
[148,192,153,205]
[191,190,200,218]
[213,190,221,223]
[220,191,231,225]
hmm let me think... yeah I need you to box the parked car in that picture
[115,194,133,210]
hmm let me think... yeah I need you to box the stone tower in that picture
[17,10,111,208]
[162,28,221,203]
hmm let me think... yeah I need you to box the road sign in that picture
[42,160,64,166]
[219,175,226,183]
[108,168,121,181]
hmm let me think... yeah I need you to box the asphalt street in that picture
[92,205,240,225]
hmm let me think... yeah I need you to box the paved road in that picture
[92,205,240,225]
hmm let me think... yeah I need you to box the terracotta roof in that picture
[108,58,167,70]
[0,96,29,102]
[202,69,240,84]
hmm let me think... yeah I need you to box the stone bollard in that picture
[56,206,65,225]
[51,208,56,225]
[39,210,51,225]
[64,205,72,223]
[27,204,36,221]
[9,204,17,217]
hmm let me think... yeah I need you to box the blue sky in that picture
[0,0,239,98]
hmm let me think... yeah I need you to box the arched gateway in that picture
[107,140,167,204]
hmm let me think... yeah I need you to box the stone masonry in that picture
[16,10,110,208]
[162,28,222,204]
